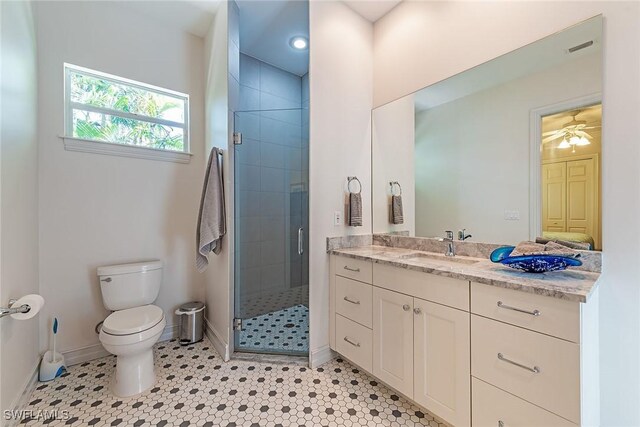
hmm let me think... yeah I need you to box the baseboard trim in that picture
[63,323,179,367]
[204,318,229,361]
[309,345,334,369]
[5,360,40,427]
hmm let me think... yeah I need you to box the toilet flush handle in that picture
[100,277,112,283]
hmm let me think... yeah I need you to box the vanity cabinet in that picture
[330,255,471,427]
[329,253,598,427]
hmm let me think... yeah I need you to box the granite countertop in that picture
[330,245,600,303]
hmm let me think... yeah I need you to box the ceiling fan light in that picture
[558,139,571,149]
[576,136,591,146]
[569,135,582,146]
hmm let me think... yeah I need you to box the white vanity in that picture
[329,246,600,427]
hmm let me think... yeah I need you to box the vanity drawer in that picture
[334,256,373,284]
[335,314,373,372]
[471,315,580,423]
[335,276,372,328]
[373,263,469,311]
[472,377,576,427]
[471,282,580,342]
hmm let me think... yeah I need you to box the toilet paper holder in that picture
[0,299,31,319]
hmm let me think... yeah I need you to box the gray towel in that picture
[391,195,404,224]
[196,147,226,272]
[348,192,362,227]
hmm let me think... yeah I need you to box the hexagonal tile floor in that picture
[238,305,309,354]
[19,338,449,426]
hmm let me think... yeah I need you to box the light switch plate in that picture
[504,210,520,221]
[334,211,342,226]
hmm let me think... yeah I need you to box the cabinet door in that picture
[542,162,567,232]
[566,158,596,244]
[414,297,470,427]
[372,287,414,398]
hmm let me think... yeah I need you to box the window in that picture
[63,64,191,162]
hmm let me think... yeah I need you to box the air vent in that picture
[568,40,594,53]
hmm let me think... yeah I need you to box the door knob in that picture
[402,304,410,311]
[414,308,422,315]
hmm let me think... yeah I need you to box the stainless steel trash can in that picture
[175,301,205,345]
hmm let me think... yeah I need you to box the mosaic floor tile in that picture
[237,305,308,354]
[19,338,449,427]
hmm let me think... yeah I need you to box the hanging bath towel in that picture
[196,147,226,272]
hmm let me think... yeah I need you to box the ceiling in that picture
[238,0,309,76]
[414,16,602,111]
[342,0,402,22]
[120,0,221,38]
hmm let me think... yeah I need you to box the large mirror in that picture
[372,16,602,250]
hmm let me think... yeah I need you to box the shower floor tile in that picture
[19,338,449,427]
[237,304,309,354]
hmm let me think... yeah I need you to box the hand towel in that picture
[511,241,580,258]
[196,147,226,272]
[391,195,404,224]
[348,192,362,227]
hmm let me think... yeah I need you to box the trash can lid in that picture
[179,301,205,312]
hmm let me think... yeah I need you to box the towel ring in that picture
[347,176,362,194]
[390,181,402,196]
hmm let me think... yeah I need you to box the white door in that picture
[413,297,470,427]
[372,287,414,398]
[542,162,567,232]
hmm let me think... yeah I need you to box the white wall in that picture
[372,94,414,235]
[203,1,233,360]
[413,53,600,243]
[309,1,373,366]
[33,1,206,355]
[0,0,40,416]
[374,3,640,425]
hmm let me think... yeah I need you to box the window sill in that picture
[61,136,193,164]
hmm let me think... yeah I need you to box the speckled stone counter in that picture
[329,245,600,303]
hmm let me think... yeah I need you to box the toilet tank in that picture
[97,260,163,311]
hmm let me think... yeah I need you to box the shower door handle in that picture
[298,227,304,256]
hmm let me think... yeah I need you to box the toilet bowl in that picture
[99,305,166,397]
[97,260,164,397]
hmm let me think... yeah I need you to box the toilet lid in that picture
[103,305,164,336]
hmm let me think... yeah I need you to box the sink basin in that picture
[400,252,479,265]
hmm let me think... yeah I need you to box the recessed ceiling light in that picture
[289,36,308,50]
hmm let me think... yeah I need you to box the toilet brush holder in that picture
[39,350,66,382]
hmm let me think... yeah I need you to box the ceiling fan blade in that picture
[542,130,564,136]
[575,131,593,139]
[543,134,564,143]
[583,125,601,129]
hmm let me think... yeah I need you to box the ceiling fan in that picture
[542,110,601,151]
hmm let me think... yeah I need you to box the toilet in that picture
[97,260,166,397]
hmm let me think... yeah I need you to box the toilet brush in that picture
[39,317,66,382]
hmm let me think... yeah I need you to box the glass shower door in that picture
[233,109,309,355]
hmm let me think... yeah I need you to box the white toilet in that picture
[97,260,166,397]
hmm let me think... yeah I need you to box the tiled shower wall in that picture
[235,53,309,318]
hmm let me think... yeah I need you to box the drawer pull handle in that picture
[497,301,540,317]
[497,353,540,374]
[344,266,361,272]
[498,422,505,427]
[403,304,411,311]
[343,337,360,347]
[413,307,422,315]
[343,296,360,305]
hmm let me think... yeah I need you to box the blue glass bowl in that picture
[490,246,582,273]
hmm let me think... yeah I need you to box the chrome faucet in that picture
[458,229,472,241]
[444,230,455,257]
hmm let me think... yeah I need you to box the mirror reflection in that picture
[372,16,602,249]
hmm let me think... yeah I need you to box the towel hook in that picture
[347,176,362,194]
[390,181,402,196]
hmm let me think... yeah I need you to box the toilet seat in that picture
[103,305,164,335]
